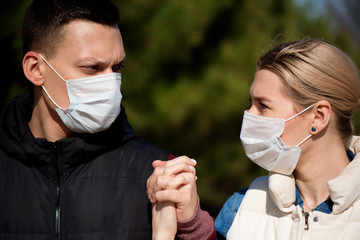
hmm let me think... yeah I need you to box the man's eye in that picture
[81,65,98,73]
[112,63,124,73]
[87,65,98,70]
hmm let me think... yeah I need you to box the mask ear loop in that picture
[284,103,316,147]
[38,54,67,110]
[285,103,315,122]
[297,134,312,147]
[38,54,67,82]
[41,85,63,109]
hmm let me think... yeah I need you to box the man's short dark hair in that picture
[22,0,120,57]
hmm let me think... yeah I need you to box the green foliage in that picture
[0,0,32,109]
[2,0,360,217]
[116,0,358,216]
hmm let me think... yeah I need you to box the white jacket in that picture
[227,136,360,240]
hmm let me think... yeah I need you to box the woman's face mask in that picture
[240,104,315,175]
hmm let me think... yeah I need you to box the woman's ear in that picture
[310,100,331,135]
[23,51,44,86]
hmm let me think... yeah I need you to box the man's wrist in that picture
[152,231,175,240]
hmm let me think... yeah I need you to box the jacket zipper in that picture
[303,211,310,230]
[52,143,61,240]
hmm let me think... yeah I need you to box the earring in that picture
[311,127,316,133]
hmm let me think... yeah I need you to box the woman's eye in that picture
[258,102,268,109]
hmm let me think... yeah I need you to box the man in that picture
[0,0,172,239]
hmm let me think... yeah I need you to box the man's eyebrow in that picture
[116,57,126,65]
[77,56,126,65]
[76,57,102,64]
[120,56,126,63]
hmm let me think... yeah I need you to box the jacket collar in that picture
[328,136,360,214]
[0,94,136,166]
[269,136,360,214]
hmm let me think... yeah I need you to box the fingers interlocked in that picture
[147,156,197,204]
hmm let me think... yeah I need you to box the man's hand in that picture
[147,156,198,221]
[152,201,177,240]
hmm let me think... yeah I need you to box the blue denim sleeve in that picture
[215,188,248,239]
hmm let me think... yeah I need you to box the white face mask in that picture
[39,54,122,134]
[240,104,314,175]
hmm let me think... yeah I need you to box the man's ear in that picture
[310,100,331,135]
[23,51,44,86]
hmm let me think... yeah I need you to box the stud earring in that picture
[311,127,316,132]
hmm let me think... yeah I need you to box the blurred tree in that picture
[0,0,32,109]
[116,0,358,215]
[323,0,360,136]
[1,0,359,217]
[327,0,360,50]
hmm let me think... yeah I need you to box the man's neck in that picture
[29,93,71,142]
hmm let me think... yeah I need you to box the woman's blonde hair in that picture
[257,37,360,147]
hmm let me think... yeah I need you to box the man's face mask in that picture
[39,54,122,134]
[240,104,315,175]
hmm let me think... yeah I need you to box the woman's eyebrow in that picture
[249,94,272,102]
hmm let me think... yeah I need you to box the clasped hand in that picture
[147,156,198,240]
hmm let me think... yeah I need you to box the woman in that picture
[147,37,360,239]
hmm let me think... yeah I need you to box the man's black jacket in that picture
[0,94,169,240]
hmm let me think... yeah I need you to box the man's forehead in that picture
[53,20,124,61]
[60,20,121,43]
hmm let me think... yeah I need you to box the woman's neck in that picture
[293,137,349,212]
